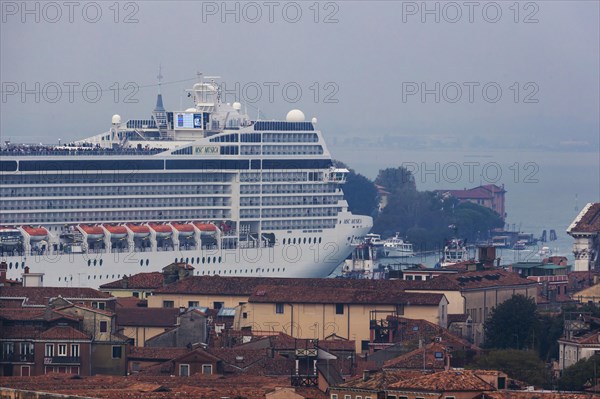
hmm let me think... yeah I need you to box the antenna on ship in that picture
[157,64,163,93]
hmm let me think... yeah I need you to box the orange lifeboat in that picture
[78,225,104,240]
[22,226,48,241]
[126,223,150,238]
[171,223,195,237]
[193,222,218,234]
[148,223,173,238]
[104,225,128,239]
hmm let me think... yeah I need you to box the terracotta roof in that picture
[152,275,409,296]
[129,347,190,361]
[38,325,90,341]
[383,342,448,370]
[386,317,476,349]
[387,369,496,392]
[57,303,115,317]
[116,307,180,327]
[482,393,597,399]
[100,272,165,289]
[568,203,600,234]
[0,307,81,323]
[408,269,537,291]
[248,285,444,305]
[339,369,423,390]
[559,330,600,345]
[116,296,147,308]
[0,286,113,306]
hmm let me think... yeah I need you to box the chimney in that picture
[22,270,44,287]
[445,351,451,371]
[0,261,7,285]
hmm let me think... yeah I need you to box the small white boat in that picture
[537,246,552,257]
[440,238,469,267]
[383,232,414,257]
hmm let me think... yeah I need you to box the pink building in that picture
[438,184,506,219]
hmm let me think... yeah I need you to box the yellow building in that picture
[234,284,448,353]
[405,269,538,346]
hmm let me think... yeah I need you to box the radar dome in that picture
[311,117,318,124]
[232,102,242,111]
[286,109,305,122]
[185,108,197,112]
[112,114,121,125]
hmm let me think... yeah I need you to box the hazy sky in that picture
[1,1,599,212]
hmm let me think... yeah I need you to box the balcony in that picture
[0,353,35,363]
[44,356,81,365]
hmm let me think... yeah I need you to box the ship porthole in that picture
[140,260,143,266]
[213,256,216,263]
[93,260,97,266]
[218,256,222,263]
[100,260,103,266]
[88,260,91,267]
[146,259,149,266]
[8,263,12,269]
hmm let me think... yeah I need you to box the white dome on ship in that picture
[185,108,197,112]
[232,102,242,111]
[286,109,305,122]
[312,117,318,124]
[112,114,121,125]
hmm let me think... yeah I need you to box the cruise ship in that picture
[0,74,372,287]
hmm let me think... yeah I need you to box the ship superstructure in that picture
[0,74,372,287]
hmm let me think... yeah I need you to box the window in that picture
[100,321,108,333]
[243,312,248,319]
[179,364,190,377]
[396,304,405,315]
[213,301,223,310]
[361,340,370,351]
[331,395,338,399]
[71,344,80,358]
[275,303,284,314]
[45,344,54,357]
[112,346,122,359]
[163,300,174,308]
[344,395,351,399]
[20,342,33,357]
[498,377,506,389]
[356,396,362,399]
[444,397,455,399]
[386,396,397,399]
[335,303,344,315]
[202,364,212,374]
[92,301,106,310]
[58,344,67,356]
[188,301,199,308]
[132,292,140,298]
[132,362,141,373]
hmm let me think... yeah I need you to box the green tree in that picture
[374,166,416,194]
[558,354,600,391]
[333,161,378,217]
[484,295,539,350]
[469,349,549,388]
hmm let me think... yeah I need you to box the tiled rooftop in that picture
[248,285,444,305]
[383,342,448,370]
[100,272,165,290]
[387,369,496,392]
[408,269,537,291]
[152,275,409,296]
[38,325,90,340]
[129,346,190,361]
[0,286,113,306]
[568,203,600,234]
